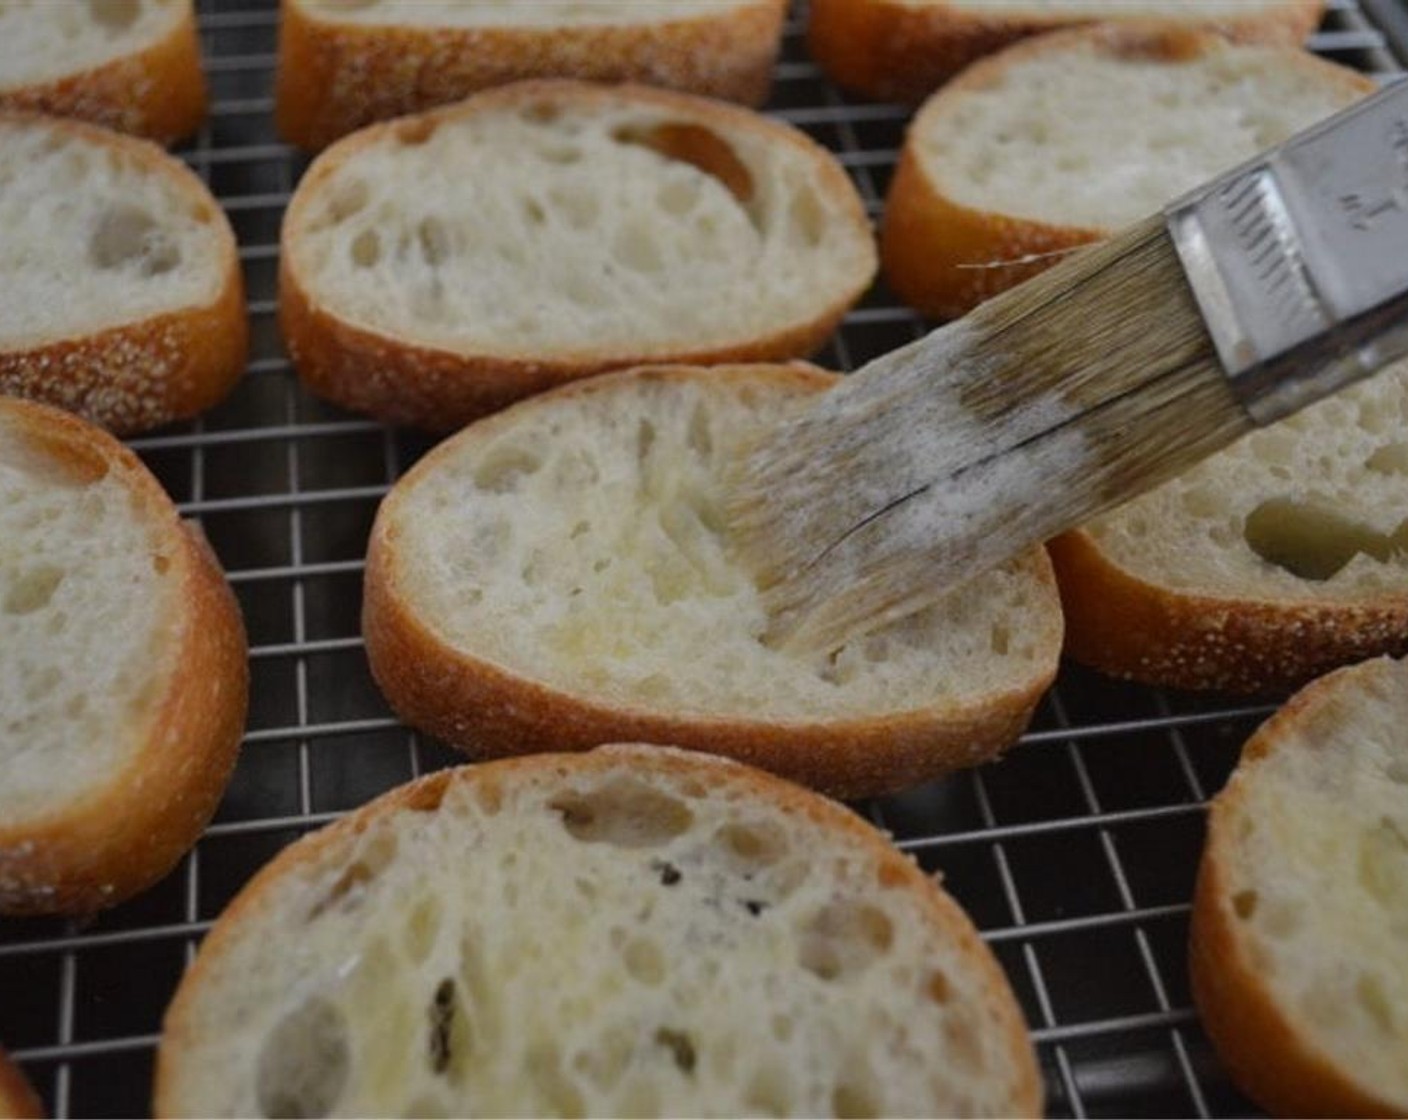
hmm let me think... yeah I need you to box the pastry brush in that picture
[724,80,1408,653]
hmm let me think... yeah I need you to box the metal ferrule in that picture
[1167,78,1408,426]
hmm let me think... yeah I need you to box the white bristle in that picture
[723,215,1252,652]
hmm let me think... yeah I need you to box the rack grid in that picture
[0,2,1402,1116]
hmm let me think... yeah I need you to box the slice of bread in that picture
[1190,655,1408,1117]
[1049,361,1408,694]
[156,745,1043,1117]
[363,363,1063,800]
[0,397,247,915]
[0,0,206,144]
[0,114,247,435]
[280,81,878,431]
[0,1046,42,1120]
[809,0,1324,105]
[276,0,787,151]
[881,24,1371,319]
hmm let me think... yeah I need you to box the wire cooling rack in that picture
[0,3,1402,1117]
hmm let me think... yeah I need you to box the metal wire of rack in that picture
[0,2,1402,1116]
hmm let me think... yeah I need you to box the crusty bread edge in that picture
[279,80,876,430]
[0,1045,43,1120]
[808,0,1325,104]
[0,398,248,916]
[0,3,206,144]
[362,363,1061,799]
[275,0,787,151]
[880,24,1374,320]
[0,113,247,435]
[1189,657,1406,1117]
[155,745,1043,1117]
[1048,528,1408,694]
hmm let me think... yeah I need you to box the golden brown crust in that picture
[0,398,248,916]
[0,1046,43,1120]
[156,747,1043,1117]
[275,0,787,151]
[0,3,206,144]
[1048,528,1408,694]
[880,23,1373,319]
[280,81,875,431]
[361,363,1061,800]
[1189,661,1406,1117]
[808,0,1325,104]
[0,113,246,435]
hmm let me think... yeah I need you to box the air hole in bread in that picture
[990,623,1010,655]
[548,778,694,848]
[89,205,181,276]
[521,101,561,125]
[612,122,755,206]
[945,1013,984,1071]
[1367,443,1408,475]
[798,901,894,981]
[657,177,700,217]
[153,553,170,575]
[789,187,826,248]
[473,445,542,493]
[622,936,665,985]
[536,143,583,166]
[4,565,64,615]
[256,996,349,1119]
[613,222,663,272]
[395,118,438,146]
[426,977,473,1078]
[326,180,369,225]
[745,1064,793,1118]
[523,198,548,227]
[525,1044,585,1117]
[832,1079,880,1119]
[307,829,398,919]
[417,217,450,266]
[715,820,788,870]
[636,419,656,463]
[405,895,442,963]
[86,0,140,31]
[928,968,951,1004]
[548,185,598,229]
[1244,497,1408,580]
[350,228,381,268]
[1358,816,1408,905]
[653,1027,697,1075]
[1180,486,1223,518]
[1233,888,1259,920]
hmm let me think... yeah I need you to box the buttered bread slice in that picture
[280,81,877,430]
[363,363,1062,799]
[0,113,246,434]
[277,0,787,150]
[157,746,1042,1116]
[1191,656,1408,1116]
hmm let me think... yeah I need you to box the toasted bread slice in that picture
[1190,655,1408,1117]
[280,81,877,431]
[0,0,206,143]
[0,1047,42,1120]
[1050,361,1408,694]
[0,397,247,915]
[809,0,1323,105]
[0,114,246,435]
[156,745,1042,1117]
[363,363,1062,800]
[276,0,787,151]
[880,24,1371,319]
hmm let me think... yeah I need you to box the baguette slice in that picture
[0,397,247,915]
[0,113,247,435]
[277,0,787,151]
[881,24,1372,319]
[809,0,1323,105]
[0,1047,42,1120]
[156,745,1042,1117]
[1050,360,1408,694]
[281,81,877,431]
[1190,655,1408,1117]
[363,363,1062,800]
[0,0,206,144]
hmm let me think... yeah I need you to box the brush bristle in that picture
[723,214,1252,653]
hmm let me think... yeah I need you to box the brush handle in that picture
[1168,78,1408,425]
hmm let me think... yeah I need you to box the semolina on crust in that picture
[0,398,248,916]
